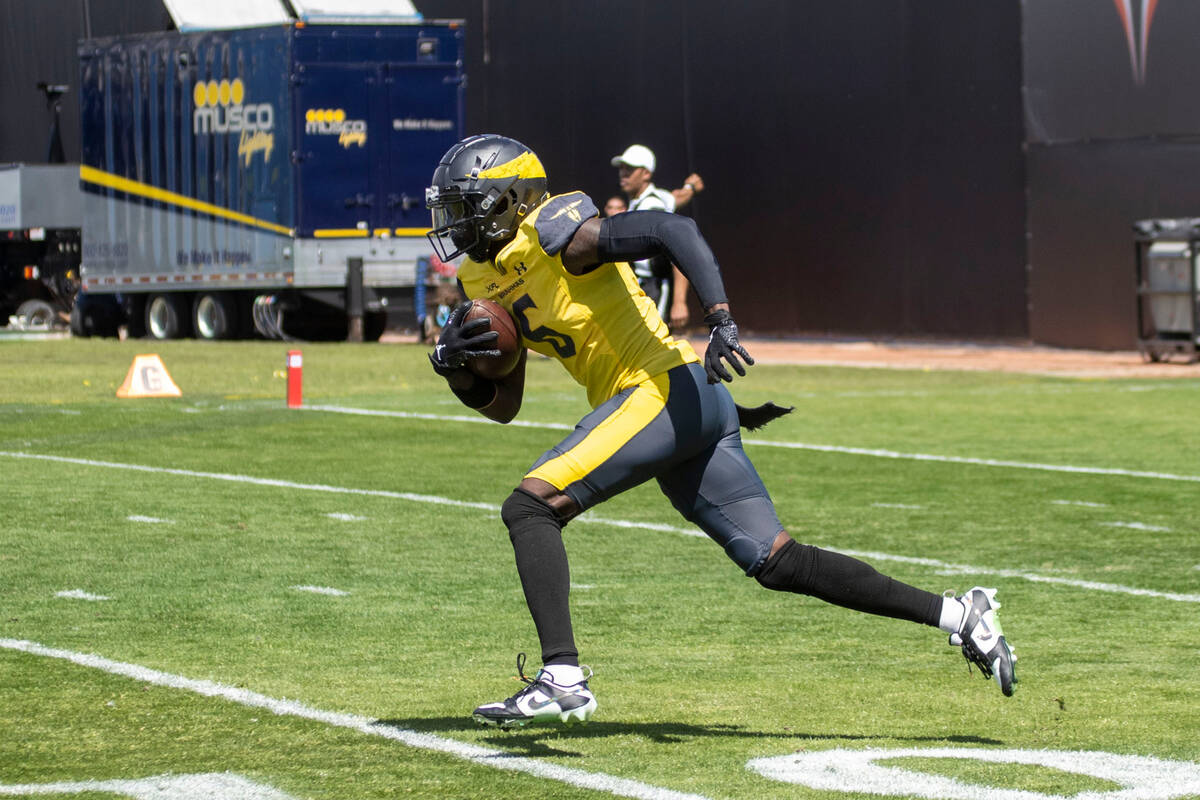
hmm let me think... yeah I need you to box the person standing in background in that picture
[612,144,704,330]
[603,195,628,217]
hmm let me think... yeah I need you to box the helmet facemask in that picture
[426,184,487,262]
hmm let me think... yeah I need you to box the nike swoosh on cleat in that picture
[556,694,592,711]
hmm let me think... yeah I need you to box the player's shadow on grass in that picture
[374,717,1000,758]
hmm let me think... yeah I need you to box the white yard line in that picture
[290,585,350,597]
[305,406,1200,484]
[829,548,1200,604]
[0,638,709,800]
[55,590,110,602]
[3,449,1197,604]
[741,440,1200,483]
[0,773,297,798]
[1100,521,1172,533]
[307,405,573,431]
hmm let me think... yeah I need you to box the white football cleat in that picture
[472,654,597,729]
[950,587,1017,697]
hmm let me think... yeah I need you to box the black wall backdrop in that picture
[418,0,1028,341]
[26,1,1175,345]
[1024,0,1200,349]
[0,0,173,164]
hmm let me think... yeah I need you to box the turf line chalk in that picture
[4,450,1198,605]
[1100,521,1172,533]
[0,638,710,800]
[54,590,110,602]
[290,585,350,597]
[303,406,1200,484]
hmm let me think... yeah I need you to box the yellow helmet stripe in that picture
[477,149,545,180]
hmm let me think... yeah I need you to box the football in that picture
[464,298,522,379]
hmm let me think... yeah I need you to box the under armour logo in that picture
[1112,0,1160,85]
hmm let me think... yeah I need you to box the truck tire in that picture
[69,303,86,337]
[193,292,238,340]
[70,294,120,338]
[145,293,189,339]
[121,295,147,339]
[15,299,58,328]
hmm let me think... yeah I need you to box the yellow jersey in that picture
[457,192,699,408]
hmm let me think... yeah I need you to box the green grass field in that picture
[3,337,1199,799]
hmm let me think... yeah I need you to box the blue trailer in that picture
[74,18,464,340]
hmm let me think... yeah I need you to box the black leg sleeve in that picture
[500,489,578,666]
[756,539,943,627]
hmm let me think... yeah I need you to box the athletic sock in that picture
[543,663,585,686]
[938,594,967,634]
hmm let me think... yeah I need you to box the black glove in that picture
[703,308,754,383]
[428,301,501,376]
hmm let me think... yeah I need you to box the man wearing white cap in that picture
[611,144,704,329]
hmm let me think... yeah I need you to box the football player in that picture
[426,135,1017,729]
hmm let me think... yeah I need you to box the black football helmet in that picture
[426,134,549,262]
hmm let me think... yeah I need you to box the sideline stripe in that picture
[304,406,1200,484]
[0,638,709,800]
[3,450,1197,605]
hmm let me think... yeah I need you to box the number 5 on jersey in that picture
[512,294,576,358]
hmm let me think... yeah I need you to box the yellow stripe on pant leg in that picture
[526,373,670,491]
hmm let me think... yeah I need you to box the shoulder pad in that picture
[534,192,598,255]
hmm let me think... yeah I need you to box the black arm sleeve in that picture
[597,211,728,309]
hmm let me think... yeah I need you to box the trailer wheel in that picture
[69,304,87,337]
[121,295,147,339]
[15,299,59,328]
[70,294,120,338]
[145,294,188,339]
[193,293,237,340]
